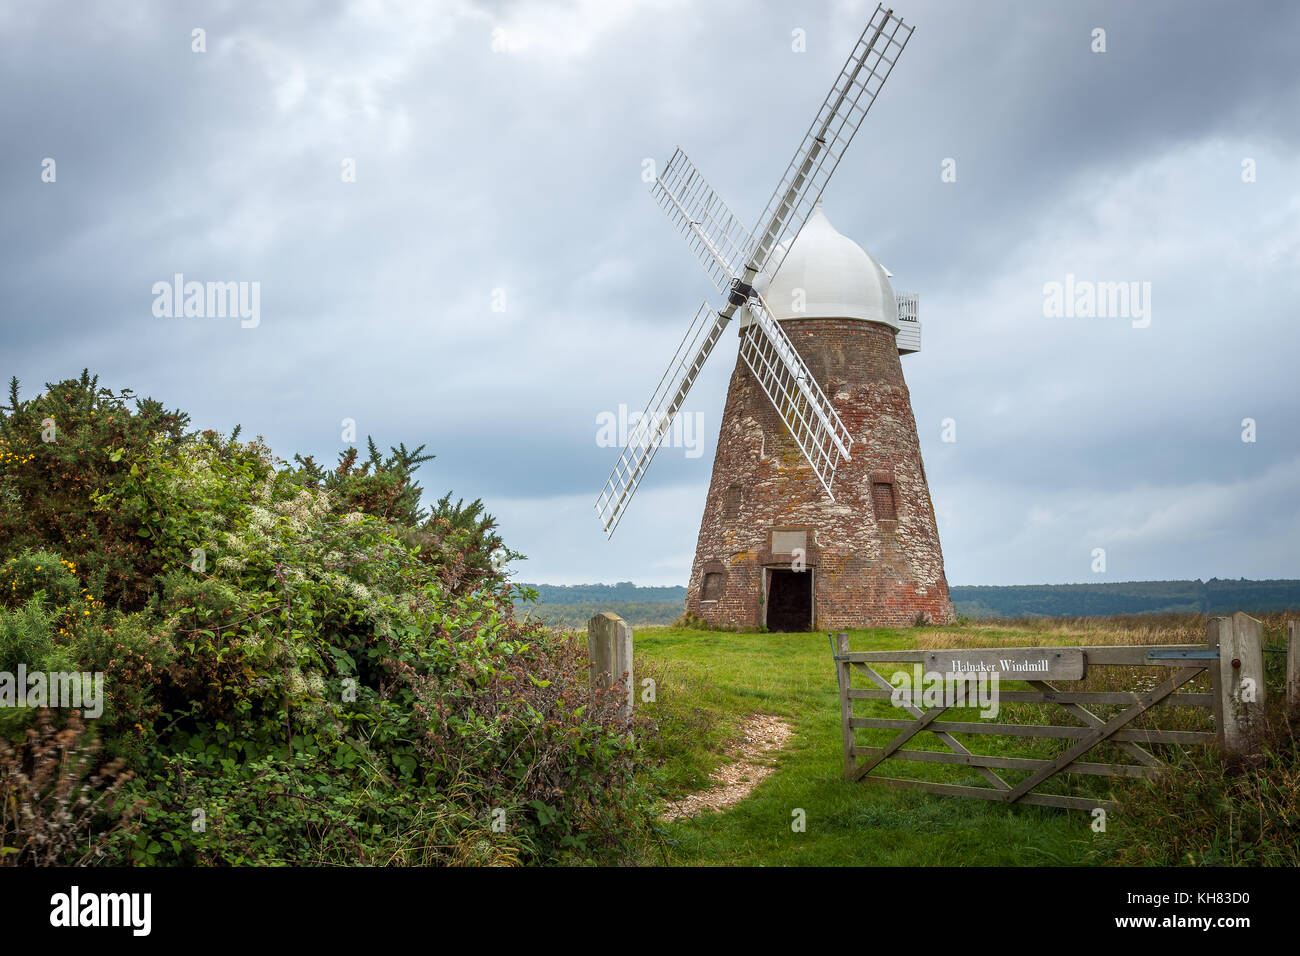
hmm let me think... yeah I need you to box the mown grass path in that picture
[634,627,1105,866]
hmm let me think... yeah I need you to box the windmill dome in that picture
[747,201,899,329]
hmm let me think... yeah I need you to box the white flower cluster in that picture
[247,506,277,532]
[254,473,277,504]
[216,554,245,573]
[274,488,331,526]
[284,667,334,731]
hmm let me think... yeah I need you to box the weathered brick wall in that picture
[685,317,954,629]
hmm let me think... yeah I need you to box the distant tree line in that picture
[950,579,1300,619]
[516,578,1300,627]
[522,601,685,629]
[522,582,687,605]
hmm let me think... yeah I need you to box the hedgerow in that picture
[0,372,651,865]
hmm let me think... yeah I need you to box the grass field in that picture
[627,615,1295,867]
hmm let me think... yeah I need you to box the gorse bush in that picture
[1,551,85,612]
[0,372,652,865]
[0,371,189,610]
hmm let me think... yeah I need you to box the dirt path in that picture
[661,713,794,821]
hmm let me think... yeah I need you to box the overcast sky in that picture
[3,0,1298,587]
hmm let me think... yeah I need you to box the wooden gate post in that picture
[835,633,854,780]
[587,612,633,720]
[1287,621,1299,715]
[1212,612,1266,755]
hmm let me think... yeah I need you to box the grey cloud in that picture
[2,0,1297,586]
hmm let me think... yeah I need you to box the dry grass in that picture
[911,610,1296,734]
[850,611,1298,801]
[917,610,1296,650]
[0,710,134,866]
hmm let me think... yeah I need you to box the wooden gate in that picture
[831,614,1272,811]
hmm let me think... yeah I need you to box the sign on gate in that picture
[923,647,1086,681]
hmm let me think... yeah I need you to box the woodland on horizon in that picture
[520,578,1300,627]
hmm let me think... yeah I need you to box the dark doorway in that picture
[766,569,812,632]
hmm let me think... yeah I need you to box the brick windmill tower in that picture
[685,201,953,630]
[595,5,953,629]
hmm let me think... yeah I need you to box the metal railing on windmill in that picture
[595,4,915,537]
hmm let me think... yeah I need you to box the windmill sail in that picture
[738,294,854,497]
[595,3,913,536]
[651,149,755,296]
[595,302,730,537]
[748,4,913,279]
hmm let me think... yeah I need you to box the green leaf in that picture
[528,800,555,826]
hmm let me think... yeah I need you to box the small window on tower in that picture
[723,484,742,519]
[872,481,897,522]
[701,571,725,602]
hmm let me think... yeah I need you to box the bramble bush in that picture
[0,372,652,865]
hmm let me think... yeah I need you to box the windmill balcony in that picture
[895,292,921,354]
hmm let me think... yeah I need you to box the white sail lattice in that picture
[595,4,912,536]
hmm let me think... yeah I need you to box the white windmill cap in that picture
[747,200,899,330]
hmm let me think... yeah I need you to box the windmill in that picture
[595,4,914,538]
